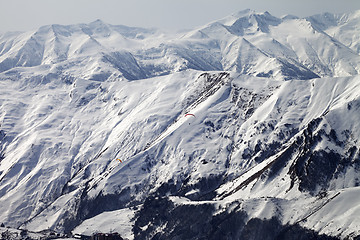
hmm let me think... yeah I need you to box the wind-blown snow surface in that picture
[0,9,360,240]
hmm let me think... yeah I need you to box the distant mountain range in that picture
[0,9,359,239]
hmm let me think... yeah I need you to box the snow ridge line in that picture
[217,142,294,199]
[216,118,314,200]
[296,191,341,225]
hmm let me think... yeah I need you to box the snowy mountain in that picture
[0,9,360,240]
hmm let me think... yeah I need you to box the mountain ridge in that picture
[1,9,360,81]
[0,9,360,239]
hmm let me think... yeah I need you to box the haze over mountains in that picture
[0,9,359,239]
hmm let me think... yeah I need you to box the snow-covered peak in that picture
[307,9,360,30]
[215,9,282,34]
[306,12,343,31]
[89,19,108,27]
[307,9,360,54]
[1,9,360,81]
[0,10,360,238]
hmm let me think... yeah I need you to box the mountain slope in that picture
[307,10,360,54]
[0,9,360,240]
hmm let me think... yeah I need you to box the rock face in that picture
[133,196,338,240]
[0,9,360,240]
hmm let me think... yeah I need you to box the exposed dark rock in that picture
[133,196,339,240]
[287,117,359,195]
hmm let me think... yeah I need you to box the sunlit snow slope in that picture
[0,9,360,240]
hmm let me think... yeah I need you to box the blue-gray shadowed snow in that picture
[0,9,359,240]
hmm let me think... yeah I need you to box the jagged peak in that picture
[223,10,281,35]
[229,9,280,21]
[219,9,272,26]
[196,9,282,37]
[92,19,105,24]
[88,19,109,28]
[87,19,112,34]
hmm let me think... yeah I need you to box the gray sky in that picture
[0,0,359,33]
